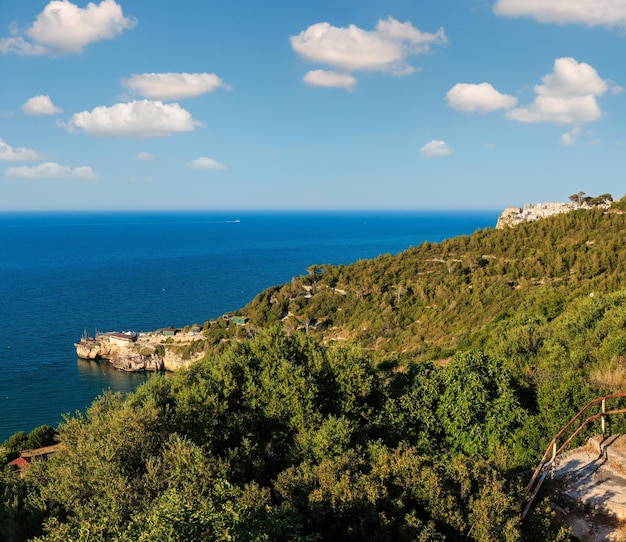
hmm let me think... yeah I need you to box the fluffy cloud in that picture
[535,58,608,97]
[5,161,96,180]
[560,126,583,147]
[0,0,136,56]
[509,95,603,125]
[136,151,154,161]
[22,95,62,115]
[420,140,452,158]
[506,58,614,124]
[290,17,446,82]
[122,72,231,100]
[65,100,203,138]
[0,37,46,56]
[303,70,357,89]
[186,157,226,170]
[0,139,42,161]
[446,82,517,113]
[493,0,626,27]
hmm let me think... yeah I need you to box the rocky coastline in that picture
[78,197,615,371]
[75,330,206,372]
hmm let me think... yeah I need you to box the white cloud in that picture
[561,126,583,147]
[0,139,43,161]
[303,70,357,89]
[186,157,226,170]
[5,161,96,180]
[420,140,452,158]
[290,17,446,78]
[507,95,601,124]
[0,0,136,56]
[506,58,614,124]
[0,37,47,56]
[122,72,231,100]
[494,0,626,28]
[537,57,608,97]
[446,82,517,113]
[65,100,203,138]
[136,151,154,161]
[22,95,62,115]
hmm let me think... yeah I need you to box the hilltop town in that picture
[495,192,614,229]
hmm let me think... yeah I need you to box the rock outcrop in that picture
[496,202,574,229]
[75,332,205,371]
[496,199,613,229]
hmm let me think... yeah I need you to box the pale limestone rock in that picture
[75,334,205,372]
[496,200,612,229]
[496,202,575,229]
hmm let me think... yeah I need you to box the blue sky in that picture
[1,0,625,210]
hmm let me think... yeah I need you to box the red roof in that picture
[7,457,30,469]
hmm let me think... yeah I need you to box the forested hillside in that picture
[4,203,626,540]
[242,207,626,359]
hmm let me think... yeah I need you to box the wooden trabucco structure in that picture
[522,392,626,519]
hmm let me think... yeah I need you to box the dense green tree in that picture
[3,432,27,458]
[437,352,527,458]
[24,427,57,451]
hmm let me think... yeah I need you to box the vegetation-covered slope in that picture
[3,331,567,541]
[5,203,626,541]
[240,207,626,360]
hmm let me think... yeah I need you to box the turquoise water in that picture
[0,210,499,441]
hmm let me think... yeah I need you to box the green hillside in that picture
[239,207,626,361]
[4,203,626,541]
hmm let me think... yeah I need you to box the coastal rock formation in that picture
[75,332,204,372]
[75,339,106,361]
[496,202,574,229]
[496,197,614,229]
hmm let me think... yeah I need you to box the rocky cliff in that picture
[496,202,574,229]
[496,198,614,229]
[75,332,205,372]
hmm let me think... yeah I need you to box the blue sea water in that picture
[0,210,499,442]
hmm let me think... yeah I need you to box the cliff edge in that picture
[495,198,614,229]
[496,202,574,229]
[75,331,206,372]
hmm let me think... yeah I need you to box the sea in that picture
[0,210,499,442]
